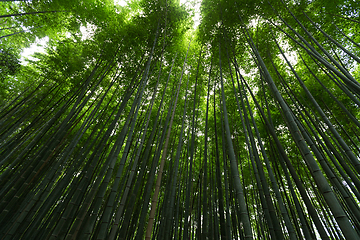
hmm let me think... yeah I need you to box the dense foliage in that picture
[0,0,360,239]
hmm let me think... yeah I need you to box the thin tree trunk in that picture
[145,40,192,240]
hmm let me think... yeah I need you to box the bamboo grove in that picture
[0,0,360,239]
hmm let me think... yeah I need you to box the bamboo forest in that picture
[1,0,360,239]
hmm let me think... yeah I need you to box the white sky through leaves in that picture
[21,0,200,63]
[21,37,48,64]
